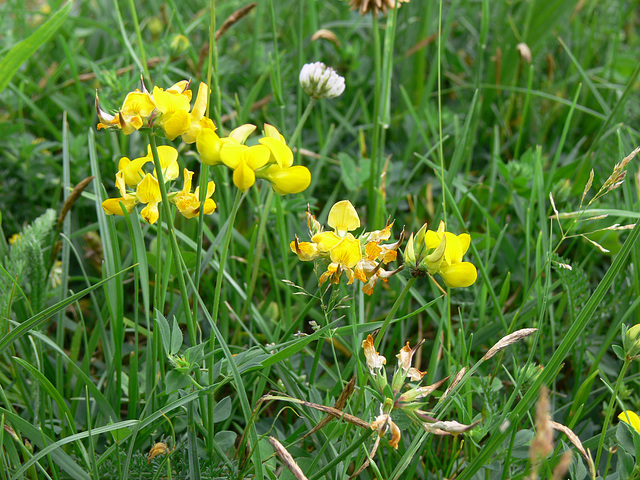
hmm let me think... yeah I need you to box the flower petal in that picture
[440,261,477,288]
[327,200,360,236]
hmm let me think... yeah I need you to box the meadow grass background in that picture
[1,0,640,478]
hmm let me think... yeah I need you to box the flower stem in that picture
[375,277,417,349]
[147,134,197,346]
[595,357,632,468]
[126,0,149,79]
[289,98,316,146]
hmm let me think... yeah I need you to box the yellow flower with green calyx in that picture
[171,168,216,219]
[619,410,640,434]
[96,87,155,135]
[291,201,403,293]
[221,142,271,192]
[153,81,193,140]
[422,221,477,288]
[136,173,162,225]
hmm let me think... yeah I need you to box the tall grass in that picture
[0,0,639,479]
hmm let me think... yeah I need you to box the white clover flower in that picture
[299,62,345,99]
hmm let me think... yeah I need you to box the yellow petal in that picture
[424,230,442,249]
[232,161,256,191]
[153,86,191,114]
[136,173,162,204]
[439,261,477,288]
[191,82,209,121]
[229,124,256,144]
[196,128,223,165]
[102,197,136,216]
[150,145,180,182]
[443,232,462,265]
[181,168,193,193]
[262,165,310,195]
[311,231,341,253]
[220,143,245,170]
[327,200,360,236]
[258,136,293,168]
[458,233,471,255]
[140,202,160,224]
[122,156,151,186]
[160,110,191,141]
[121,90,155,117]
[329,234,361,268]
[263,123,284,140]
[245,145,270,170]
[619,411,640,435]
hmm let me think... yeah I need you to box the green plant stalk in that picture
[147,135,196,344]
[207,0,222,128]
[374,277,416,349]
[126,0,149,79]
[368,14,382,222]
[206,188,243,456]
[290,98,317,146]
[595,357,632,468]
[437,0,446,224]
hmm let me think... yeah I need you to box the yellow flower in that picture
[423,221,477,288]
[196,127,223,165]
[291,201,402,292]
[318,233,362,285]
[136,173,162,224]
[258,164,311,195]
[96,88,155,135]
[102,170,137,216]
[152,81,193,140]
[171,168,216,219]
[258,124,293,168]
[181,82,216,144]
[619,410,640,434]
[311,200,361,252]
[220,142,270,192]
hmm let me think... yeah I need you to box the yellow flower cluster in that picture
[196,123,311,194]
[404,221,477,288]
[290,200,403,294]
[96,79,311,197]
[101,145,215,225]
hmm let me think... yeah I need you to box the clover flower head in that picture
[346,0,410,16]
[299,62,345,99]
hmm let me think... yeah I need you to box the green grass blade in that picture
[0,1,72,94]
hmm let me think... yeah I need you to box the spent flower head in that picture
[346,0,410,16]
[299,62,345,99]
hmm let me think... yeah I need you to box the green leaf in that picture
[338,153,360,191]
[213,396,232,423]
[214,431,237,452]
[0,1,73,94]
[155,309,171,356]
[170,316,183,355]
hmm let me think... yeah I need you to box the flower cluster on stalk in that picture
[362,335,478,450]
[101,145,215,225]
[96,78,312,224]
[290,200,403,295]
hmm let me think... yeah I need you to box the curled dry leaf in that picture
[483,328,538,361]
[423,419,481,436]
[269,436,309,480]
[441,367,466,401]
[311,28,340,48]
[551,420,595,476]
[147,442,170,464]
[516,42,532,63]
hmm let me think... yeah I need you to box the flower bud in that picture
[299,62,345,99]
[623,323,640,359]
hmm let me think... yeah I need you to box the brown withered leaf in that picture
[302,376,356,439]
[482,328,538,361]
[269,436,309,480]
